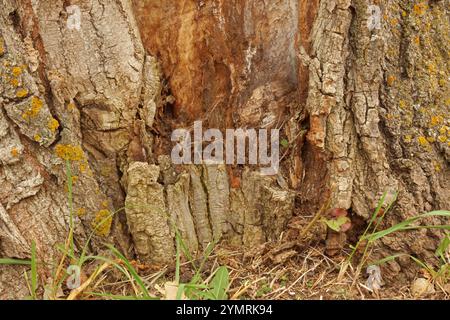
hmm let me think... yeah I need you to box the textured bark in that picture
[1,0,449,298]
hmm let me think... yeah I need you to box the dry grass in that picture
[80,234,448,300]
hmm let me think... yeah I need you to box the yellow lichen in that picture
[438,136,447,143]
[399,100,407,109]
[91,209,112,237]
[101,200,109,208]
[16,88,29,98]
[47,117,59,132]
[403,135,412,143]
[55,144,84,161]
[434,162,442,172]
[445,98,450,107]
[34,134,41,142]
[67,102,76,111]
[430,115,443,126]
[72,175,79,184]
[76,208,87,217]
[11,66,22,77]
[426,62,436,74]
[426,136,435,143]
[418,136,429,147]
[22,96,43,120]
[79,162,87,173]
[441,126,450,134]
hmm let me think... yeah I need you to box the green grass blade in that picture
[176,283,185,300]
[86,292,158,300]
[175,234,181,284]
[0,258,31,265]
[208,266,229,300]
[30,241,37,299]
[105,244,150,298]
[369,254,407,266]
[363,211,450,242]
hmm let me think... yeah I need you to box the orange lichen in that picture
[55,144,84,161]
[10,78,19,87]
[47,117,59,132]
[16,88,29,98]
[10,147,19,157]
[387,75,396,86]
[91,209,112,237]
[0,38,5,56]
[72,175,79,184]
[413,3,427,16]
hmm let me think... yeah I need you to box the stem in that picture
[66,160,74,257]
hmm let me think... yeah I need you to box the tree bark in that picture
[1,0,448,298]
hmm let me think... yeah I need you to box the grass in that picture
[335,192,450,293]
[0,155,448,300]
[0,157,231,300]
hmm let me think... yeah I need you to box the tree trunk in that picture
[1,0,448,298]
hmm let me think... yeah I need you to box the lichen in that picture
[22,96,43,120]
[10,147,19,157]
[55,144,84,161]
[16,88,29,98]
[67,102,76,110]
[11,66,22,77]
[9,78,19,87]
[413,3,427,16]
[418,136,429,147]
[78,161,88,173]
[430,115,443,126]
[0,37,5,56]
[91,209,112,237]
[76,208,86,217]
[403,135,412,143]
[387,75,396,86]
[47,117,59,132]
